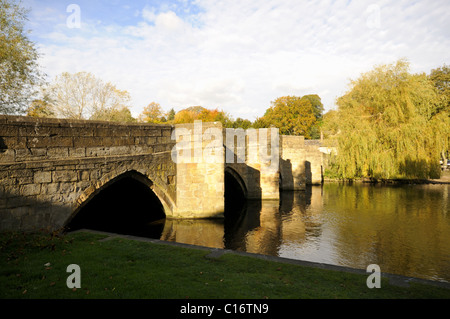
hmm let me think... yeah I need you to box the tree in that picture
[329,59,447,180]
[27,98,54,118]
[173,106,233,127]
[167,108,176,121]
[26,87,54,117]
[47,72,131,120]
[198,108,233,127]
[232,117,252,129]
[321,109,339,139]
[429,64,450,166]
[0,0,44,114]
[262,95,317,137]
[139,102,165,123]
[429,64,450,108]
[301,94,324,120]
[92,106,136,122]
[301,94,324,139]
[252,116,268,129]
[174,108,197,124]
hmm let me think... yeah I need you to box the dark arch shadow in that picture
[65,171,166,238]
[224,166,248,227]
[225,166,248,199]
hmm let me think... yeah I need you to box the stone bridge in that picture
[0,116,324,232]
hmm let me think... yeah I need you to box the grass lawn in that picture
[1,230,449,299]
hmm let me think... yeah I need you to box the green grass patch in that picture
[1,230,449,299]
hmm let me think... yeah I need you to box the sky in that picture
[21,0,450,120]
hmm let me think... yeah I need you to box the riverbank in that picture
[323,170,450,184]
[1,229,449,299]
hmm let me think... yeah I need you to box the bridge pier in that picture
[171,122,225,218]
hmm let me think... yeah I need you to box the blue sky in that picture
[21,0,450,120]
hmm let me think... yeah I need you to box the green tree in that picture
[301,94,324,120]
[330,59,447,180]
[167,108,176,121]
[429,64,450,109]
[301,94,324,139]
[429,65,450,165]
[0,0,44,114]
[232,117,252,129]
[262,95,317,137]
[251,116,269,129]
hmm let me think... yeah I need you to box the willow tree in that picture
[331,59,448,179]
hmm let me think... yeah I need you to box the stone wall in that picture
[304,140,324,185]
[0,115,176,231]
[280,135,306,190]
[172,121,225,218]
[280,135,323,189]
[225,128,279,200]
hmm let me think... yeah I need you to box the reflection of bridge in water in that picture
[0,116,325,232]
[160,186,324,256]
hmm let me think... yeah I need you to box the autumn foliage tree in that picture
[139,102,165,123]
[173,106,233,127]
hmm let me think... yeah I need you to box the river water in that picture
[156,183,450,282]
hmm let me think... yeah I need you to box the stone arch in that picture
[66,169,174,229]
[224,166,248,199]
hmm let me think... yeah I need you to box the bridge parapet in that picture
[0,115,173,163]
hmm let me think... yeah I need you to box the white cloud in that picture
[28,0,450,119]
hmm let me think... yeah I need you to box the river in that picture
[157,183,450,282]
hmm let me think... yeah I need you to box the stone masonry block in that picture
[47,147,69,158]
[34,171,52,184]
[0,124,18,136]
[0,149,15,163]
[27,136,73,148]
[52,170,78,182]
[69,147,86,157]
[20,183,41,196]
[86,147,110,157]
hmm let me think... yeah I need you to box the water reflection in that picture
[158,184,450,282]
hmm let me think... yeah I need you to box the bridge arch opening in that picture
[224,167,247,217]
[66,171,166,237]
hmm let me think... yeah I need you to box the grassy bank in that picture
[1,230,449,299]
